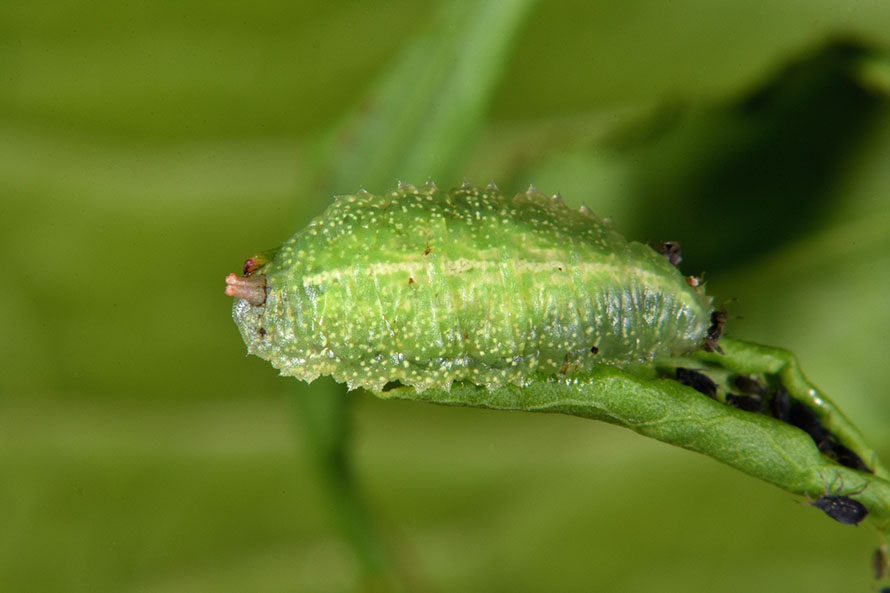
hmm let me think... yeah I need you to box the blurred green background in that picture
[3,1,890,591]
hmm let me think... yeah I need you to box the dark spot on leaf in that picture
[590,346,599,354]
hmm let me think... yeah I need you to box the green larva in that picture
[226,182,713,392]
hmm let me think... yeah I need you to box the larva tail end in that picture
[225,273,267,306]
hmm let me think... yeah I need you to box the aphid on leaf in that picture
[807,477,869,526]
[811,494,868,526]
[725,393,761,412]
[769,388,792,422]
[789,401,832,444]
[675,367,718,398]
[732,375,768,397]
[226,183,714,392]
[824,441,869,473]
[786,400,870,471]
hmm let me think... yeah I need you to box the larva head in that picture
[226,183,716,392]
[240,248,279,277]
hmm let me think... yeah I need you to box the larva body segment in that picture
[230,183,713,392]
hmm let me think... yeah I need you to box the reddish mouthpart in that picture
[225,273,267,306]
[243,258,259,276]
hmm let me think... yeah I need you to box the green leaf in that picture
[377,337,890,548]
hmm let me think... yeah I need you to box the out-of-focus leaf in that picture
[715,114,890,441]
[314,0,538,195]
[376,337,890,549]
[615,39,890,272]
